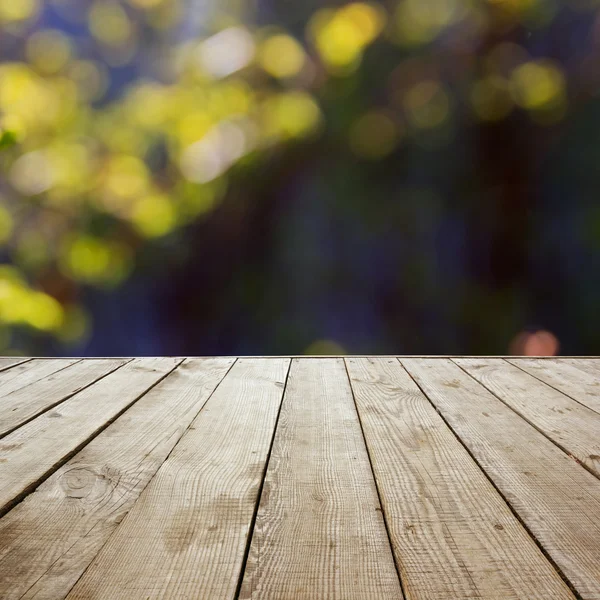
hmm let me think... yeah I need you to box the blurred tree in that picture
[1,0,599,355]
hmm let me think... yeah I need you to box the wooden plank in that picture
[0,359,125,437]
[402,358,600,600]
[0,358,180,517]
[508,358,600,414]
[559,358,600,370]
[67,358,290,600]
[346,357,574,600]
[240,358,403,600]
[0,359,80,401]
[0,358,234,600]
[456,358,600,477]
[0,358,30,373]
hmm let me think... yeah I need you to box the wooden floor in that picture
[0,357,599,599]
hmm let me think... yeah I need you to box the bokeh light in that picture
[258,34,306,79]
[309,2,385,73]
[509,330,560,356]
[305,339,347,355]
[349,111,400,159]
[0,0,597,355]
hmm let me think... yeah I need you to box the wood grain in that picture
[0,358,30,373]
[456,358,600,477]
[0,358,234,600]
[0,358,179,517]
[240,358,403,600]
[346,357,574,600]
[0,359,80,402]
[402,358,600,600]
[558,358,600,370]
[508,358,600,414]
[67,358,290,600]
[0,359,125,438]
[0,356,598,600]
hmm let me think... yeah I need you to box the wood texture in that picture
[67,358,289,600]
[0,358,234,600]
[402,358,600,600]
[0,359,125,438]
[508,358,600,414]
[0,359,80,402]
[346,357,574,600]
[0,358,179,516]
[240,358,403,600]
[0,358,30,373]
[1,356,599,600]
[456,358,600,477]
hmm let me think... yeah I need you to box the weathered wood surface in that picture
[241,358,402,599]
[0,356,598,600]
[0,358,30,373]
[456,358,600,476]
[67,358,289,600]
[346,357,574,600]
[0,358,177,515]
[402,358,600,600]
[509,358,600,414]
[0,359,124,438]
[0,359,80,406]
[0,358,234,600]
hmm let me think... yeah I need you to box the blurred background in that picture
[0,0,599,356]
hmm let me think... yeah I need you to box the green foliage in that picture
[0,0,596,353]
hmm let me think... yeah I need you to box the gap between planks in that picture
[239,358,402,599]
[1,357,598,600]
[0,358,31,373]
[66,358,290,600]
[0,358,236,600]
[507,359,600,416]
[401,358,600,600]
[0,358,181,518]
[452,358,600,479]
[0,359,130,439]
[343,358,407,600]
[345,357,576,600]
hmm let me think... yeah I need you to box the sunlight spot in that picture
[0,0,39,22]
[510,61,565,110]
[198,27,255,79]
[131,194,176,238]
[309,2,385,72]
[10,151,54,196]
[259,34,306,79]
[26,30,72,74]
[89,1,132,46]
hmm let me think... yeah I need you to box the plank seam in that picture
[343,358,407,600]
[0,358,183,520]
[59,357,238,600]
[0,358,84,400]
[452,359,600,482]
[0,359,131,441]
[233,358,292,600]
[506,359,600,417]
[17,509,109,599]
[397,358,584,600]
[0,358,32,374]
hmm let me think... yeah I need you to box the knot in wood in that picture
[59,466,112,499]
